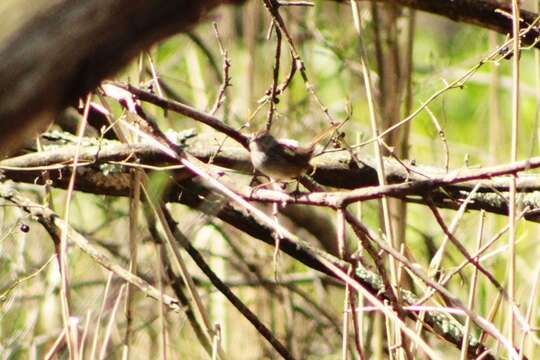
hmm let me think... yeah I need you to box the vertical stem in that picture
[401,9,416,159]
[355,132,365,354]
[337,208,346,259]
[460,211,484,360]
[349,0,397,285]
[124,56,145,359]
[350,3,400,358]
[99,285,127,360]
[342,282,350,360]
[338,208,349,359]
[520,1,540,358]
[489,32,500,164]
[124,170,142,359]
[244,1,259,106]
[518,245,540,359]
[59,94,91,359]
[90,273,113,360]
[157,245,168,360]
[508,0,521,349]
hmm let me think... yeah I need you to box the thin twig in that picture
[518,235,540,357]
[0,255,55,301]
[262,0,338,127]
[424,106,450,172]
[98,284,126,360]
[160,206,296,360]
[354,15,540,149]
[344,214,518,358]
[320,258,439,359]
[142,184,223,358]
[265,23,282,131]
[59,93,91,359]
[111,82,249,149]
[90,272,113,360]
[210,23,231,115]
[0,187,183,312]
[426,197,510,299]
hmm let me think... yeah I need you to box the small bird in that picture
[248,124,340,181]
[249,131,314,181]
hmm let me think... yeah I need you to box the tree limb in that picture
[0,0,243,156]
[4,136,540,221]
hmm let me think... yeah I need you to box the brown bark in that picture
[365,0,540,45]
[0,0,242,156]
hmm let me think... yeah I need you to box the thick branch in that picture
[364,0,540,47]
[4,137,540,221]
[0,0,242,156]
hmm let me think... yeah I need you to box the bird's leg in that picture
[293,180,300,195]
[248,173,260,187]
[249,177,277,198]
[286,179,303,200]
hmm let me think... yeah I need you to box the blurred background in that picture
[2,1,540,359]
